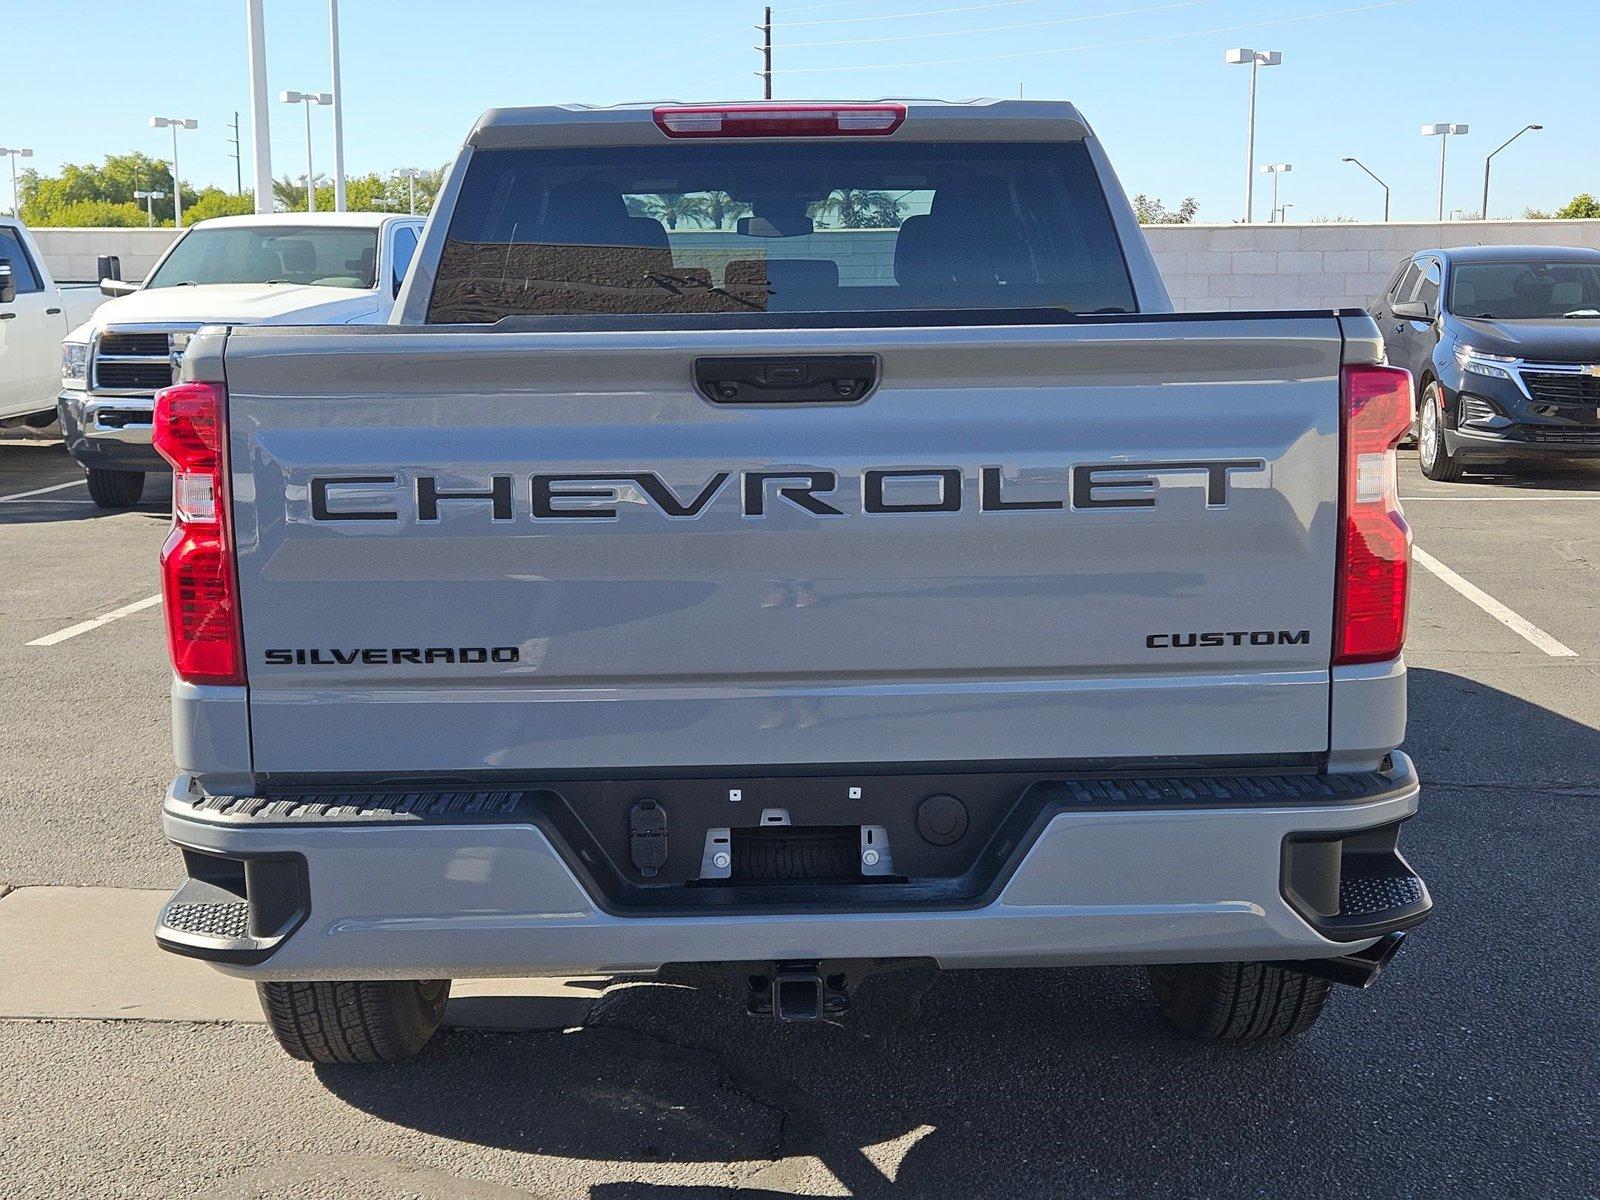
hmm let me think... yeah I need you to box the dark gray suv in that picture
[1369,245,1600,480]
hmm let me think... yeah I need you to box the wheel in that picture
[257,979,451,1063]
[1147,962,1332,1041]
[1417,382,1464,482]
[84,468,146,509]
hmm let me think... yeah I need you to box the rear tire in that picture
[85,468,145,509]
[1147,962,1332,1040]
[257,979,451,1063]
[1417,383,1465,482]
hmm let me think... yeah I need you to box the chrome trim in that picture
[87,324,203,400]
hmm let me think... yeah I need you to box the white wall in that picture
[29,218,1600,304]
[1145,219,1600,312]
[30,227,179,283]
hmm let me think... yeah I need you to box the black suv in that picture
[1370,245,1600,480]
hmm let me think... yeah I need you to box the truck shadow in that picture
[313,666,1598,1198]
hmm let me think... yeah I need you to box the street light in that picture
[1260,163,1292,224]
[279,91,332,212]
[149,117,198,228]
[399,169,418,214]
[1225,48,1282,224]
[134,189,167,227]
[0,147,34,218]
[1421,123,1468,221]
[1482,124,1542,221]
[1278,203,1295,224]
[1341,156,1391,222]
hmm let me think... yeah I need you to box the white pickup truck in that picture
[0,218,107,427]
[59,211,424,507]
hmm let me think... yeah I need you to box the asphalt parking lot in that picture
[1,432,1596,1199]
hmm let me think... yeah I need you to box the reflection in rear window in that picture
[427,141,1135,324]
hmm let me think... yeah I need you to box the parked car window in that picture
[391,226,420,291]
[1447,260,1600,319]
[0,227,44,293]
[1416,259,1442,311]
[1391,262,1422,305]
[146,226,380,289]
[427,140,1137,323]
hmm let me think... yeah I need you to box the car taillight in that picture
[652,103,906,138]
[1335,363,1413,665]
[153,381,245,686]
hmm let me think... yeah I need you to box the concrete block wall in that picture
[30,227,180,282]
[1144,219,1600,312]
[29,218,1600,304]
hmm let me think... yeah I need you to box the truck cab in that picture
[0,218,107,426]
[58,211,424,508]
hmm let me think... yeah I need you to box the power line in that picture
[772,0,1419,72]
[782,0,1215,50]
[784,0,1045,28]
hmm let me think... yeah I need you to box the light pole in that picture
[279,91,333,212]
[1225,48,1282,224]
[134,189,167,227]
[1278,203,1295,224]
[1260,163,1291,223]
[1482,123,1542,221]
[328,0,347,211]
[246,0,274,213]
[1421,123,1468,221]
[1341,156,1391,222]
[0,147,32,218]
[148,117,198,228]
[400,169,418,214]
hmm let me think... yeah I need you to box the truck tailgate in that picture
[222,316,1344,776]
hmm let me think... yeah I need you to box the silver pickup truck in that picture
[150,100,1430,1064]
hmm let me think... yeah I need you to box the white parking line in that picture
[1412,547,1578,658]
[26,594,163,648]
[0,479,85,504]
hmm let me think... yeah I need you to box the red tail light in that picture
[1335,363,1413,665]
[653,103,905,139]
[154,381,245,686]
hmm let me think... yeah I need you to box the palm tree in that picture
[810,189,903,229]
[636,193,714,230]
[706,191,752,230]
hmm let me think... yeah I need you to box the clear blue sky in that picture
[6,0,1596,222]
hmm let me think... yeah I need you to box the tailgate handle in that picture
[694,355,877,405]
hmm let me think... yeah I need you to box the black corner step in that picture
[1283,820,1432,942]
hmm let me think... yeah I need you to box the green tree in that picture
[1132,194,1199,224]
[18,153,197,226]
[32,200,149,228]
[272,168,446,215]
[1555,193,1600,219]
[185,187,256,223]
[811,189,903,229]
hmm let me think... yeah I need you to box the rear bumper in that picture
[158,757,1428,980]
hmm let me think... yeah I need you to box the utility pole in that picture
[329,0,347,211]
[227,112,243,195]
[758,6,773,100]
[246,0,274,213]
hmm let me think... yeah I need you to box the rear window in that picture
[427,141,1135,324]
